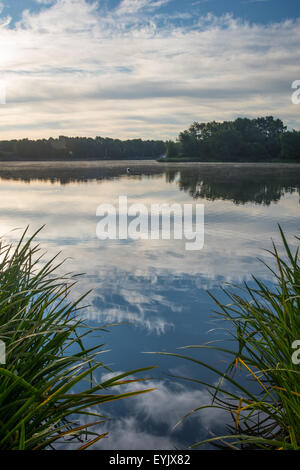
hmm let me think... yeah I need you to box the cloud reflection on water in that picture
[0,163,299,448]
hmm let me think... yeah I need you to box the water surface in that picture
[0,162,299,449]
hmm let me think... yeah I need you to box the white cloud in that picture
[60,415,181,450]
[116,0,170,16]
[35,0,55,4]
[114,376,227,430]
[0,1,299,138]
[61,372,229,449]
[86,305,174,334]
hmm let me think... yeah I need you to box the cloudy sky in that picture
[0,0,299,140]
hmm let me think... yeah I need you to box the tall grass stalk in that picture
[0,227,155,450]
[152,226,300,450]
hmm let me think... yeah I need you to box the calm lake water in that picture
[0,161,299,449]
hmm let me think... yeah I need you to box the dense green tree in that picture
[168,116,294,162]
[165,140,179,158]
[0,136,165,161]
[280,131,300,160]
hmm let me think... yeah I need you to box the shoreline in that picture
[0,160,300,168]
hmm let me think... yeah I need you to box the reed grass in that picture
[0,227,155,450]
[153,226,300,450]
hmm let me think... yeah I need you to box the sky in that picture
[0,0,299,140]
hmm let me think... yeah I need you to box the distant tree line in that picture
[1,117,299,162]
[165,116,300,162]
[0,136,165,161]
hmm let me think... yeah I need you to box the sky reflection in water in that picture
[0,163,299,449]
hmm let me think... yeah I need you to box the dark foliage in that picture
[0,136,165,161]
[166,116,300,162]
